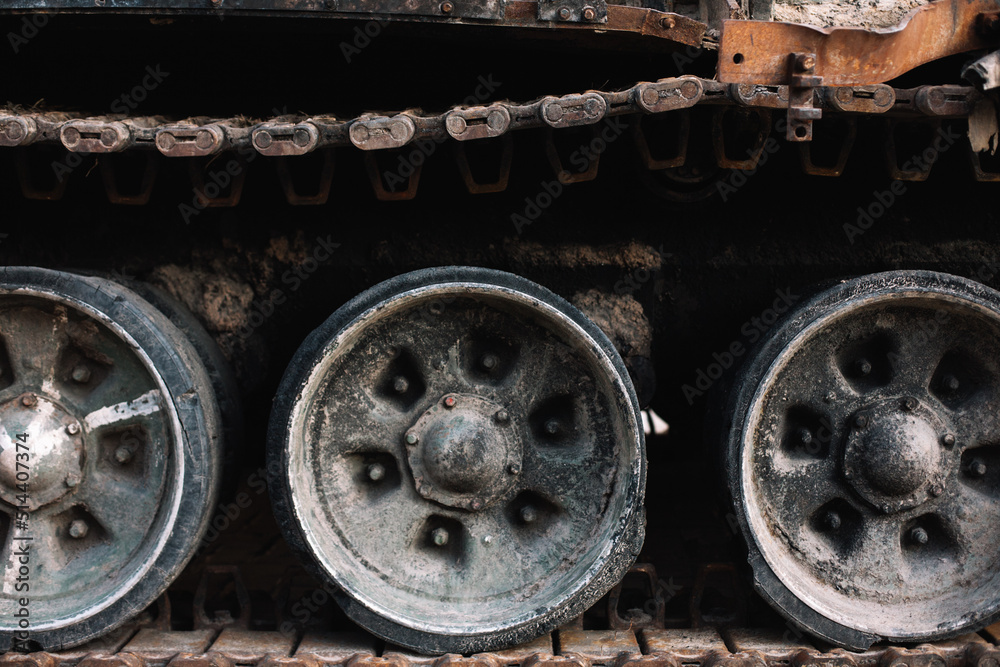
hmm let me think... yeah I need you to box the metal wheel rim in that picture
[737,271,1000,642]
[0,267,220,650]
[273,268,645,648]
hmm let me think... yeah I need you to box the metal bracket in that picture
[787,52,822,141]
[538,0,607,23]
[719,0,1000,86]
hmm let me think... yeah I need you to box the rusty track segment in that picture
[718,0,1000,86]
[5,624,1000,667]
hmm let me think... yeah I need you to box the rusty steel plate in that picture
[268,267,645,655]
[718,0,1000,87]
[722,271,1000,650]
[0,268,221,652]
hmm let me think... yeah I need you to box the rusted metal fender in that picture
[719,0,1000,86]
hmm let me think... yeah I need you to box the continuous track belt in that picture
[0,79,980,157]
[5,624,1000,667]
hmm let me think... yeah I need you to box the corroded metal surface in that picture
[722,271,1000,650]
[719,0,1000,86]
[267,268,645,654]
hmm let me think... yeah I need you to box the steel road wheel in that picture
[723,271,1000,649]
[268,266,645,654]
[0,267,221,650]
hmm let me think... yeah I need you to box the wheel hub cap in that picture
[406,393,521,511]
[843,397,948,513]
[0,392,84,510]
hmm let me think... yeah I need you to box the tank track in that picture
[1,77,989,206]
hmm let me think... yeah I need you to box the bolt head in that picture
[544,419,560,435]
[440,1,454,13]
[405,433,418,446]
[582,6,596,19]
[66,423,80,435]
[942,434,956,447]
[520,505,538,523]
[195,130,215,150]
[480,353,499,370]
[21,394,36,407]
[471,499,483,510]
[823,511,841,530]
[659,16,675,28]
[393,376,409,394]
[854,414,868,429]
[910,526,929,545]
[902,397,917,411]
[254,131,273,150]
[797,428,813,446]
[367,463,386,482]
[431,527,449,546]
[944,374,960,391]
[558,6,571,19]
[824,391,836,403]
[68,519,88,539]
[856,358,872,376]
[65,473,81,488]
[444,396,456,408]
[971,459,988,477]
[71,365,92,384]
[929,483,944,497]
[495,409,509,423]
[114,446,133,464]
[796,53,816,71]
[507,463,521,475]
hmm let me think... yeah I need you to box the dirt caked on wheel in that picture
[0,267,222,651]
[268,266,646,654]
[723,271,1000,649]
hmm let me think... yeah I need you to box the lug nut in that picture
[367,463,386,482]
[854,414,869,429]
[114,446,133,464]
[495,409,509,423]
[444,396,456,408]
[21,394,36,407]
[943,374,960,391]
[544,419,560,436]
[823,511,841,530]
[480,353,499,371]
[392,376,409,394]
[520,505,538,524]
[68,520,88,539]
[856,358,872,376]
[942,433,956,447]
[66,423,80,435]
[72,365,92,384]
[796,428,813,447]
[970,458,988,477]
[903,397,917,411]
[471,499,483,510]
[65,473,81,488]
[507,463,521,475]
[824,391,836,403]
[558,6,571,18]
[440,0,454,13]
[582,6,596,19]
[910,526,929,545]
[405,433,419,446]
[431,527,449,546]
[930,483,944,497]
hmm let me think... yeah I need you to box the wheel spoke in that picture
[0,306,69,390]
[82,389,164,432]
[76,469,162,553]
